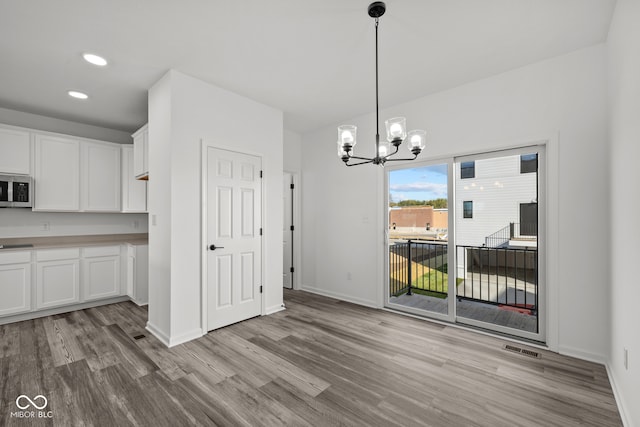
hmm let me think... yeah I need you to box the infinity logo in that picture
[15,395,48,410]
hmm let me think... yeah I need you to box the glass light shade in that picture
[406,129,426,153]
[378,141,390,158]
[385,117,406,143]
[337,125,357,148]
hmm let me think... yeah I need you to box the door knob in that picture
[209,244,224,251]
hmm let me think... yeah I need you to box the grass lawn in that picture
[411,264,465,297]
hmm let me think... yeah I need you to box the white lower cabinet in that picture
[82,246,121,301]
[0,251,32,316]
[36,248,80,310]
[1,242,147,320]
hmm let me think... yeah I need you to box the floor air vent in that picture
[504,344,540,358]
[133,334,146,340]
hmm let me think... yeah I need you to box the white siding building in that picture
[455,153,537,247]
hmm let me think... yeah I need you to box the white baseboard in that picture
[266,304,286,315]
[606,363,631,427]
[0,296,130,325]
[557,345,607,364]
[146,322,203,348]
[145,321,170,347]
[300,285,378,309]
[168,328,204,347]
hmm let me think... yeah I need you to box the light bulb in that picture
[389,123,403,137]
[378,145,388,156]
[410,134,422,147]
[341,130,353,144]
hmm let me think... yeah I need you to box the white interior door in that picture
[283,172,293,289]
[206,147,262,331]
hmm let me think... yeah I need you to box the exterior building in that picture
[455,154,537,247]
[389,206,448,239]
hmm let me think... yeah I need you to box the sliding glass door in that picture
[386,146,545,342]
[386,161,454,322]
[454,147,544,342]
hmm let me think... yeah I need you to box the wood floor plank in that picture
[101,324,159,379]
[43,317,86,367]
[0,290,624,426]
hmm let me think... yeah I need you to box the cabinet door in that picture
[132,125,148,179]
[36,259,80,309]
[0,126,30,175]
[81,141,121,211]
[121,145,147,212]
[34,134,80,211]
[82,256,121,301]
[0,263,31,316]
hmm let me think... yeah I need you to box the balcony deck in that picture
[389,293,538,333]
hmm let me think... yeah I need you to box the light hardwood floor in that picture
[0,289,622,426]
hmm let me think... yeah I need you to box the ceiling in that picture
[0,0,616,134]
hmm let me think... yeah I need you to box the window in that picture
[460,161,475,179]
[463,201,473,218]
[520,153,537,174]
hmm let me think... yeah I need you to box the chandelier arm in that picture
[348,154,376,161]
[385,144,400,158]
[346,159,375,167]
[382,154,419,162]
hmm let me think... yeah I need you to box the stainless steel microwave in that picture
[0,175,33,208]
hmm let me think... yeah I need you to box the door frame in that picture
[200,140,265,335]
[284,170,302,290]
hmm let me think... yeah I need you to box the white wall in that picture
[0,107,131,144]
[284,129,302,173]
[147,70,284,346]
[302,44,609,360]
[607,1,640,425]
[0,210,147,238]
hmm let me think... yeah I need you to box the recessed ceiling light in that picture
[82,53,108,66]
[68,90,89,100]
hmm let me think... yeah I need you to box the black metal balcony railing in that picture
[389,240,448,297]
[456,246,538,313]
[484,222,537,248]
[389,241,538,314]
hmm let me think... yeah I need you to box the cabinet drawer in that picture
[36,248,80,262]
[82,245,121,258]
[0,251,32,265]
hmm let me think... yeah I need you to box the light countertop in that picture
[0,233,148,251]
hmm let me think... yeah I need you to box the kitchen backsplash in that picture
[0,209,148,238]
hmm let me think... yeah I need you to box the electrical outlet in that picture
[133,220,139,229]
[347,272,352,280]
[151,215,157,226]
[624,348,628,370]
[42,221,50,231]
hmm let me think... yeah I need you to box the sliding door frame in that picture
[384,142,549,345]
[453,145,546,343]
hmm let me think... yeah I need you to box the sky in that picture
[389,164,448,202]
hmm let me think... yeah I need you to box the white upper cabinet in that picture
[0,125,31,175]
[81,141,121,212]
[121,145,147,212]
[34,134,80,211]
[132,124,149,180]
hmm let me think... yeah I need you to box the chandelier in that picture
[337,2,426,167]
